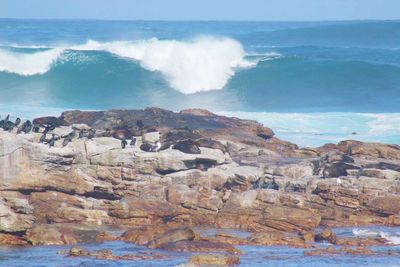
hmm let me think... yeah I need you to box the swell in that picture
[0,37,269,94]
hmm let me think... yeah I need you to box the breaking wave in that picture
[0,37,268,94]
[353,228,400,245]
[0,48,63,76]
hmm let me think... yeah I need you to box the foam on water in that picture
[353,228,400,245]
[0,48,63,75]
[0,37,265,94]
[218,111,400,147]
[71,37,258,94]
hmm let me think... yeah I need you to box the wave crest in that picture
[0,48,63,76]
[72,37,256,94]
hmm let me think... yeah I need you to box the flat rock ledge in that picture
[0,108,399,253]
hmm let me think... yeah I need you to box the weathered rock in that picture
[315,229,336,243]
[1,107,400,250]
[159,240,241,254]
[0,233,28,245]
[189,254,240,266]
[148,227,195,248]
[26,224,101,245]
[172,139,201,154]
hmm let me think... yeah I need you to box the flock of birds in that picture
[0,114,137,149]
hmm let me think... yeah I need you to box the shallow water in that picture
[1,226,399,267]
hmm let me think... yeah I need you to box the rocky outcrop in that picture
[0,107,399,250]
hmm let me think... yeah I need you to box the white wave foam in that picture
[353,228,400,245]
[217,111,400,147]
[0,48,63,76]
[352,228,380,237]
[71,37,257,94]
[0,37,270,93]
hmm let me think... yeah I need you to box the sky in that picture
[1,0,400,21]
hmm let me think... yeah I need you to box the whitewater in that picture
[0,19,399,147]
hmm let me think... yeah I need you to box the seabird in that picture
[88,129,96,140]
[151,141,161,152]
[14,118,21,127]
[39,133,47,143]
[32,124,40,133]
[48,134,56,147]
[5,121,15,132]
[136,120,144,129]
[130,137,137,147]
[336,178,342,185]
[24,121,33,133]
[17,120,32,134]
[78,129,84,139]
[62,135,72,147]
[121,138,128,149]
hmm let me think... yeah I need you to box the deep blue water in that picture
[0,19,399,146]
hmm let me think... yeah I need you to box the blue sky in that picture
[1,0,399,21]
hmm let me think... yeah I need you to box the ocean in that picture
[1,226,400,266]
[0,19,399,147]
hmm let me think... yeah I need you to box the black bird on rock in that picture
[121,138,128,149]
[63,135,72,147]
[32,124,40,133]
[39,133,47,143]
[130,137,136,147]
[88,129,96,140]
[17,120,32,134]
[136,120,144,129]
[48,134,57,147]
[78,129,84,139]
[14,118,21,127]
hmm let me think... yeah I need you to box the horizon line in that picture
[1,17,400,23]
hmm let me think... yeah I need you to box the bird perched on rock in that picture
[48,134,57,147]
[17,120,32,134]
[39,133,47,143]
[88,129,96,140]
[121,138,128,149]
[78,129,84,139]
[336,178,342,185]
[63,135,72,147]
[136,120,144,129]
[130,137,136,147]
[32,124,40,133]
[152,141,161,152]
[14,118,21,127]
[4,121,15,132]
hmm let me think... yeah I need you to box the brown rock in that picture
[122,225,170,245]
[69,246,90,257]
[0,233,28,245]
[338,140,400,160]
[189,254,240,266]
[27,225,78,246]
[148,227,195,248]
[366,195,400,215]
[159,240,241,254]
[315,229,336,244]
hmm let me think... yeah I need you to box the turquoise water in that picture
[0,19,399,146]
[0,226,399,266]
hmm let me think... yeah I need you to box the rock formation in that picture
[0,107,399,250]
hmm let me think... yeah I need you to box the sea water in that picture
[0,19,399,146]
[0,226,399,266]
